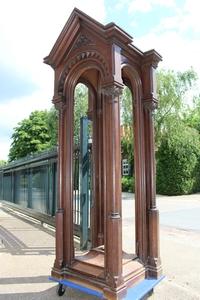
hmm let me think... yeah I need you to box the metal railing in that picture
[0,149,57,216]
[0,146,91,241]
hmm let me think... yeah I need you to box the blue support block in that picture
[49,275,165,300]
[49,276,104,298]
[124,276,165,300]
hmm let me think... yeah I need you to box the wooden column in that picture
[52,95,74,273]
[142,50,162,278]
[96,98,104,246]
[144,104,162,278]
[133,89,147,263]
[52,97,65,272]
[102,84,124,289]
[63,92,74,267]
[91,92,104,247]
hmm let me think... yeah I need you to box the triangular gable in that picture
[44,8,133,68]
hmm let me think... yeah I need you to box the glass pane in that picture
[31,166,47,213]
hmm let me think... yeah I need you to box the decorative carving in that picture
[143,99,157,111]
[101,85,123,98]
[58,51,110,94]
[106,272,124,288]
[72,34,93,50]
[52,95,66,110]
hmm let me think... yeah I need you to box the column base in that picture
[147,257,162,278]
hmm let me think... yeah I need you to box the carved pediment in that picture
[44,8,133,68]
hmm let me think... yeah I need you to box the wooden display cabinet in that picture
[44,8,163,299]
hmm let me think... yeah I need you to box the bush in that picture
[121,176,135,193]
[156,126,200,195]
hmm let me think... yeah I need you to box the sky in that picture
[0,0,200,160]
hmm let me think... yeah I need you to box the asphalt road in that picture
[122,192,200,232]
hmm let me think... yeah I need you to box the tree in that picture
[45,84,88,147]
[184,95,200,132]
[121,86,133,126]
[155,69,200,195]
[0,160,6,167]
[9,110,52,161]
[8,84,89,161]
[46,107,58,147]
[155,68,198,147]
[120,86,134,172]
[73,83,88,145]
[156,124,200,195]
[119,69,198,153]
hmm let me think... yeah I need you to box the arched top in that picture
[122,63,142,102]
[58,50,110,95]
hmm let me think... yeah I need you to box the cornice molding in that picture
[142,49,162,68]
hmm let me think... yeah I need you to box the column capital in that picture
[143,99,158,112]
[101,83,123,98]
[52,94,66,110]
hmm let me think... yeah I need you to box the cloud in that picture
[115,0,175,12]
[0,139,12,162]
[155,0,200,34]
[136,30,200,103]
[128,0,175,13]
[0,0,106,85]
[0,65,38,101]
[0,88,53,160]
[136,30,200,71]
[0,0,106,160]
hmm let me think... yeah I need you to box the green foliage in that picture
[0,160,6,167]
[121,86,133,126]
[155,68,200,195]
[121,137,134,173]
[120,86,134,171]
[9,110,52,161]
[46,107,58,147]
[156,125,200,195]
[121,176,135,193]
[184,95,200,132]
[74,83,88,145]
[8,84,89,161]
[155,68,198,148]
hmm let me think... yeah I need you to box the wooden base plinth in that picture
[51,247,147,299]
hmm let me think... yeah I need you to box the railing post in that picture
[79,117,90,250]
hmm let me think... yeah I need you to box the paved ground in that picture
[0,193,200,299]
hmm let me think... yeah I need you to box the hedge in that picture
[121,176,135,193]
[156,127,200,195]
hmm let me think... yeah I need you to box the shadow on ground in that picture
[0,224,55,256]
[0,285,99,300]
